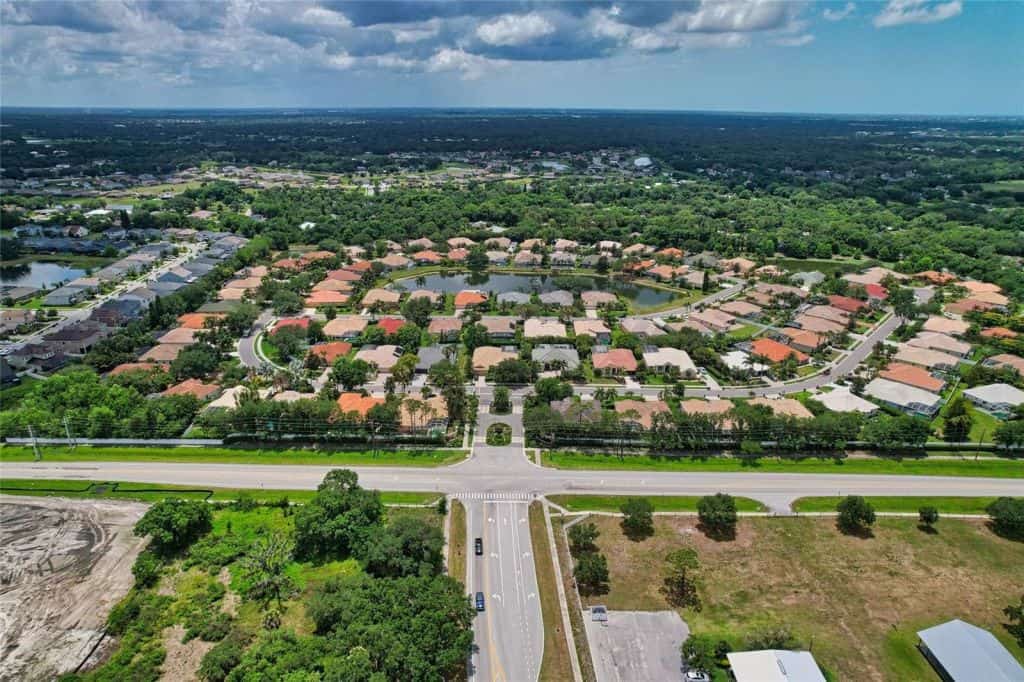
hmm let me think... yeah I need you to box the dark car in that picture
[475,591,485,611]
[474,537,483,556]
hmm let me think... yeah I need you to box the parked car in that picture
[684,672,710,682]
[475,592,485,612]
[475,537,483,555]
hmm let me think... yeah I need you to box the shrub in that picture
[132,550,162,588]
[918,506,939,529]
[198,631,249,682]
[574,552,609,595]
[697,493,738,538]
[836,495,876,534]
[987,497,1024,539]
[134,499,213,555]
[620,497,654,540]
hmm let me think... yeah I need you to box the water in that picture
[0,261,86,288]
[392,272,676,307]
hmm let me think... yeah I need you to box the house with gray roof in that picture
[917,619,1024,682]
[963,383,1024,419]
[43,285,90,306]
[791,271,826,288]
[498,292,531,306]
[416,345,449,373]
[532,344,580,371]
[539,290,573,307]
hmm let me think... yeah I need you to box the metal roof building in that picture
[917,619,1024,682]
[726,650,827,682]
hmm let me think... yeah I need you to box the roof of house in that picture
[415,345,448,372]
[581,291,618,307]
[917,619,1024,682]
[959,280,1002,294]
[619,317,662,336]
[963,383,1024,407]
[864,283,888,299]
[538,290,573,306]
[726,650,826,682]
[531,344,581,369]
[592,348,638,371]
[748,397,814,419]
[680,399,734,417]
[803,305,850,324]
[337,392,385,418]
[514,251,542,265]
[376,317,408,335]
[447,237,476,248]
[446,247,470,261]
[399,395,448,429]
[309,341,352,364]
[305,290,349,306]
[413,249,443,263]
[792,314,845,335]
[843,266,907,286]
[323,316,368,337]
[880,362,945,393]
[750,338,809,364]
[689,308,737,330]
[894,344,961,370]
[378,253,411,268]
[498,292,532,305]
[139,343,189,363]
[815,387,879,414]
[454,290,488,308]
[573,319,611,337]
[614,399,669,428]
[157,327,198,345]
[720,300,762,317]
[864,377,943,411]
[362,288,401,306]
[945,298,995,316]
[428,317,463,334]
[480,316,516,334]
[275,317,311,332]
[827,295,868,313]
[719,256,757,273]
[985,353,1024,373]
[162,378,219,400]
[778,327,824,350]
[980,327,1018,339]
[922,316,970,336]
[523,318,566,338]
[177,312,223,329]
[108,362,163,376]
[407,289,441,303]
[325,268,362,282]
[907,332,971,356]
[471,346,518,372]
[641,346,697,373]
[354,344,402,370]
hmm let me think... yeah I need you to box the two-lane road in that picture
[465,498,543,682]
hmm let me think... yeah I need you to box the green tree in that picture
[293,469,385,559]
[331,357,372,391]
[568,521,599,554]
[360,516,444,578]
[681,634,718,673]
[836,495,876,535]
[697,493,738,539]
[620,497,655,540]
[131,550,162,587]
[487,358,535,384]
[170,342,221,380]
[239,531,296,606]
[270,326,306,361]
[661,548,701,610]
[889,286,917,319]
[574,551,609,595]
[391,353,418,392]
[994,420,1024,448]
[986,497,1024,539]
[491,386,511,414]
[918,506,939,530]
[1004,594,1024,648]
[942,397,972,443]
[531,377,573,405]
[272,289,302,315]
[402,296,434,328]
[134,499,213,555]
[466,245,488,271]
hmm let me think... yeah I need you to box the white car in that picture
[684,672,711,682]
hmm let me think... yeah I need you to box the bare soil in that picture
[0,495,148,681]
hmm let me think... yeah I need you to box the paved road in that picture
[237,310,274,368]
[465,499,543,682]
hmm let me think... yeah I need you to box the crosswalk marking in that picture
[456,491,536,501]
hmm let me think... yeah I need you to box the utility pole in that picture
[63,416,76,449]
[28,424,41,461]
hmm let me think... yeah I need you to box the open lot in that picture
[0,495,148,681]
[575,514,1024,680]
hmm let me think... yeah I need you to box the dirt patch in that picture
[218,567,239,616]
[159,623,213,682]
[0,495,148,681]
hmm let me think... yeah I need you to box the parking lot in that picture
[583,608,689,682]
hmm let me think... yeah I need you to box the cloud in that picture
[822,2,855,22]
[774,33,815,46]
[477,12,556,46]
[873,0,962,28]
[1,0,121,33]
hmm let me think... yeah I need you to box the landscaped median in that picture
[0,478,440,506]
[0,445,469,467]
[541,450,1024,477]
[791,496,1001,514]
[547,494,765,513]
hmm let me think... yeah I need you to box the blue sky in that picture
[2,1,1020,115]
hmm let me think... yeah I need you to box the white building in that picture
[726,650,826,682]
[963,383,1024,419]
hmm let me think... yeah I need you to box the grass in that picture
[931,386,1000,443]
[547,494,765,513]
[578,515,1024,680]
[0,478,439,506]
[449,499,467,583]
[541,450,1024,478]
[726,324,760,341]
[792,496,1000,514]
[0,445,469,467]
[530,502,575,682]
[982,179,1024,193]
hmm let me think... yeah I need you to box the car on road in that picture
[475,591,485,611]
[684,671,710,682]
[474,537,483,555]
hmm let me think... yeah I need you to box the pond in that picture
[0,261,86,288]
[391,271,677,307]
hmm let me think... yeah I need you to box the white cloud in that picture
[874,0,962,28]
[668,0,798,33]
[823,2,856,22]
[427,48,500,80]
[774,33,816,47]
[476,12,555,47]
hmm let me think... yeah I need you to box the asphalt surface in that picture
[584,610,688,682]
[236,310,274,368]
[465,499,543,682]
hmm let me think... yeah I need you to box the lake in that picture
[0,261,86,288]
[391,271,677,307]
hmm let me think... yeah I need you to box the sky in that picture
[2,0,1021,115]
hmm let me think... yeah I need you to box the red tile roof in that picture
[750,338,809,364]
[309,341,352,364]
[325,268,363,282]
[275,317,311,332]
[454,290,488,308]
[864,283,888,299]
[337,392,385,418]
[162,379,220,400]
[827,295,868,314]
[592,348,638,371]
[376,317,408,335]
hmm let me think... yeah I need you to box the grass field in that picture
[0,478,440,506]
[541,450,1024,478]
[982,179,1024,193]
[547,494,765,513]
[578,515,1024,680]
[531,502,575,682]
[0,445,468,467]
[449,499,467,583]
[725,324,761,341]
[792,495,1000,514]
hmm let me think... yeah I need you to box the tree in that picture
[744,624,800,650]
[836,495,876,534]
[681,634,718,673]
[986,497,1024,539]
[270,325,306,361]
[402,296,434,328]
[466,245,488,271]
[994,420,1024,448]
[331,357,372,391]
[131,550,162,587]
[360,516,444,578]
[620,497,655,540]
[391,353,418,391]
[889,286,917,320]
[239,531,296,606]
[942,397,972,443]
[574,551,609,595]
[272,289,302,315]
[170,342,221,380]
[697,493,738,539]
[134,498,212,555]
[661,548,701,610]
[532,377,573,405]
[918,506,939,530]
[568,522,599,554]
[1004,594,1024,648]
[293,469,385,559]
[491,386,511,414]
[487,358,535,384]
[198,631,249,682]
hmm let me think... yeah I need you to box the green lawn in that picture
[932,386,1001,443]
[0,445,468,467]
[726,324,760,341]
[548,494,765,512]
[541,450,1024,477]
[791,496,1000,514]
[0,478,439,506]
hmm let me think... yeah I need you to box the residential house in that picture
[485,237,512,250]
[680,399,734,424]
[655,247,685,260]
[532,344,580,371]
[43,285,90,306]
[750,338,809,364]
[614,399,669,429]
[524,318,567,339]
[719,257,757,275]
[815,387,879,415]
[520,238,545,251]
[361,288,401,308]
[355,344,403,372]
[793,271,826,289]
[916,619,1024,682]
[721,350,769,375]
[305,290,349,307]
[828,295,869,314]
[792,314,845,335]
[963,384,1024,419]
[514,251,542,267]
[337,392,386,419]
[980,327,1018,340]
[471,346,518,375]
[399,395,448,432]
[308,341,353,365]
[454,290,488,310]
[864,378,943,417]
[375,317,408,336]
[486,250,510,265]
[573,319,612,343]
[412,250,443,265]
[480,316,517,340]
[802,305,850,325]
[539,290,573,307]
[415,345,449,373]
[778,328,824,353]
[407,237,435,251]
[550,397,601,423]
[157,327,198,345]
[894,345,961,371]
[983,354,1024,374]
[498,292,531,306]
[748,397,814,419]
[447,237,476,248]
[44,321,109,354]
[549,251,576,268]
[843,266,907,286]
[581,291,618,309]
[427,317,463,341]
[553,239,578,252]
[619,317,661,338]
[162,379,220,401]
[377,253,411,270]
[597,240,621,253]
[727,650,826,682]
[719,300,762,319]
[591,346,638,376]
[407,289,441,305]
[689,309,736,333]
[907,332,971,358]
[641,346,697,377]
[324,316,369,340]
[446,248,470,262]
[313,278,354,293]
